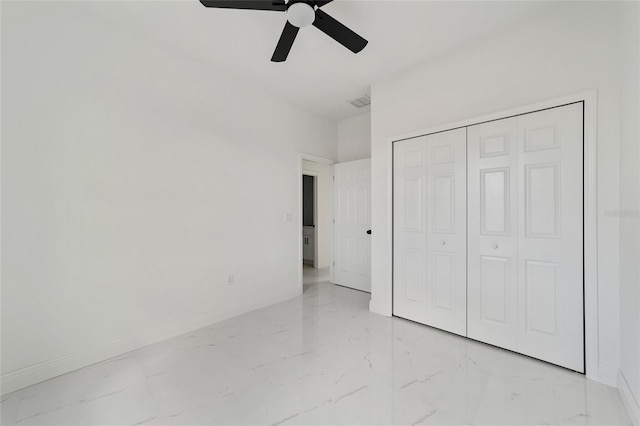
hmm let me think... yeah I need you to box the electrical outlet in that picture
[227,274,235,286]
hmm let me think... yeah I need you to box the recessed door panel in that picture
[480,256,510,325]
[481,167,510,236]
[431,143,454,164]
[526,163,561,238]
[337,236,349,272]
[525,260,559,335]
[403,178,423,232]
[525,125,560,152]
[354,236,369,276]
[355,186,369,226]
[433,174,454,233]
[403,249,424,302]
[480,134,510,158]
[433,251,454,311]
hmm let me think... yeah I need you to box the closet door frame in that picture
[389,90,599,382]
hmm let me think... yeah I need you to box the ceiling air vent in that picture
[349,95,371,108]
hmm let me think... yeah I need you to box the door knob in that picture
[366,229,372,235]
[492,243,499,249]
[440,240,446,245]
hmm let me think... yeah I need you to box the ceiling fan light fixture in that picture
[287,2,315,28]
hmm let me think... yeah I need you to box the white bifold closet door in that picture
[393,128,467,336]
[467,103,584,372]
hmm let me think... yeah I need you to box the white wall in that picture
[370,2,626,385]
[618,2,640,423]
[302,160,332,269]
[1,2,337,394]
[338,112,371,163]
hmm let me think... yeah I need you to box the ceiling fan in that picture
[199,0,368,62]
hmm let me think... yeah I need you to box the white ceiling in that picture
[87,1,559,122]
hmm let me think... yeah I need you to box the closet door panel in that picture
[467,118,519,350]
[424,128,467,336]
[393,137,428,323]
[517,103,584,372]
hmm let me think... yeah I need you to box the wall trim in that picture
[0,288,301,396]
[618,370,640,426]
[300,153,334,165]
[598,364,620,387]
[375,90,602,382]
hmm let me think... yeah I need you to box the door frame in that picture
[385,90,600,382]
[299,153,335,289]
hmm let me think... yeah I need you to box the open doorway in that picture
[302,174,316,267]
[299,155,333,287]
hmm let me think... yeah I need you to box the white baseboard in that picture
[597,364,620,387]
[618,370,640,426]
[369,299,391,317]
[0,289,301,396]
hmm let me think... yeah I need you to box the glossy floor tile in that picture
[1,274,631,425]
[302,265,330,284]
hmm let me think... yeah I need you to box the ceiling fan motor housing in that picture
[286,0,316,27]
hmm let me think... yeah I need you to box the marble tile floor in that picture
[302,265,330,284]
[0,278,631,426]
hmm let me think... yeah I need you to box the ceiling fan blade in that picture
[314,0,334,7]
[199,0,286,11]
[312,9,368,54]
[271,21,299,62]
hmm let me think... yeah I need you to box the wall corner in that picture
[618,369,640,426]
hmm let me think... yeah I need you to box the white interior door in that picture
[333,158,371,292]
[393,128,467,336]
[516,103,584,372]
[467,117,519,351]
